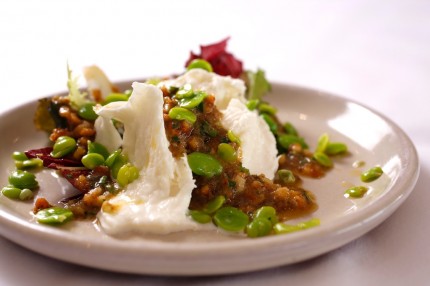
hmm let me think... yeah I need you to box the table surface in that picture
[0,1,429,285]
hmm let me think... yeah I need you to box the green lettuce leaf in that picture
[67,63,89,110]
[245,69,271,100]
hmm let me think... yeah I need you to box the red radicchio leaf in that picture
[25,147,83,168]
[186,52,199,64]
[200,38,229,60]
[210,52,244,78]
[185,37,243,78]
[58,166,111,194]
[25,147,89,193]
[57,167,91,192]
[25,148,112,195]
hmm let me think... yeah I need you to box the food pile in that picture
[1,38,383,237]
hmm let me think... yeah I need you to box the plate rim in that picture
[0,81,420,275]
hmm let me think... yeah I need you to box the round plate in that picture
[0,82,419,276]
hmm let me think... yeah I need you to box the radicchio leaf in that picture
[58,166,111,193]
[56,166,92,193]
[185,37,243,78]
[25,147,83,168]
[25,148,115,195]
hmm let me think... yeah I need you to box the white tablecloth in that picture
[0,1,429,285]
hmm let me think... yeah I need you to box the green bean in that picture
[325,142,348,155]
[246,218,272,238]
[283,122,298,136]
[254,206,278,225]
[111,153,128,179]
[78,103,98,121]
[277,134,308,149]
[116,164,130,187]
[274,218,320,234]
[105,149,121,167]
[8,170,38,189]
[189,210,212,224]
[187,152,223,178]
[1,186,21,199]
[344,186,368,198]
[361,166,383,182]
[35,207,74,225]
[316,133,329,153]
[103,93,129,104]
[186,59,213,72]
[313,152,333,167]
[19,188,34,200]
[168,107,197,124]
[227,130,241,144]
[217,143,237,163]
[117,163,139,187]
[128,164,139,182]
[175,84,194,99]
[203,195,226,214]
[51,136,77,158]
[15,158,43,170]
[213,206,249,232]
[297,218,320,229]
[261,113,278,133]
[12,151,28,161]
[87,141,110,159]
[277,169,296,185]
[273,223,300,234]
[258,103,277,115]
[246,99,260,111]
[81,153,105,169]
[178,91,207,109]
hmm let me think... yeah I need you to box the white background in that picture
[0,0,429,285]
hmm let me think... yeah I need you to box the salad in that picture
[1,38,383,238]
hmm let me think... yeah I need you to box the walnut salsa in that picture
[162,85,319,221]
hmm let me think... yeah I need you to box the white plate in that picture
[0,82,419,276]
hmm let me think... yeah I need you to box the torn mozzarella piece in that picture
[161,69,246,110]
[222,99,278,179]
[96,82,198,235]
